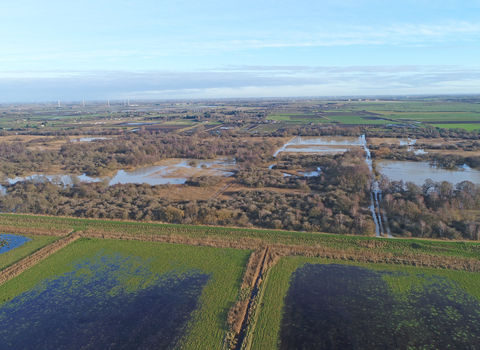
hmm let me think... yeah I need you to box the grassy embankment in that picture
[0,235,61,271]
[249,256,480,350]
[0,238,251,350]
[1,214,480,261]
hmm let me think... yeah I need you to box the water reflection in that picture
[0,234,30,255]
[71,137,113,142]
[377,161,480,185]
[4,159,236,188]
[274,136,364,156]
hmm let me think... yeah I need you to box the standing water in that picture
[362,135,391,238]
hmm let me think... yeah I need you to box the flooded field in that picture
[5,158,237,187]
[377,160,480,185]
[0,252,209,349]
[274,136,364,156]
[0,234,30,255]
[279,263,480,350]
[0,239,251,349]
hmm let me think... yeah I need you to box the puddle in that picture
[299,167,322,177]
[399,138,417,146]
[0,234,30,255]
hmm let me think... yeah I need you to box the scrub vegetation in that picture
[2,97,480,348]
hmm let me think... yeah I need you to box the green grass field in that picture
[432,124,480,132]
[250,124,284,132]
[250,256,480,350]
[266,101,480,127]
[0,238,251,349]
[0,234,60,271]
[1,214,480,260]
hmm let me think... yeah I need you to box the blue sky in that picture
[1,0,480,101]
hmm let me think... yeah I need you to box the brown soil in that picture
[0,135,54,143]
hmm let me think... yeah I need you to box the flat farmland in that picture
[0,238,251,349]
[432,123,480,132]
[1,215,480,260]
[249,124,284,133]
[267,112,402,125]
[0,234,61,271]
[251,257,480,350]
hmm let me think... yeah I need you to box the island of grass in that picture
[250,257,480,350]
[0,238,251,350]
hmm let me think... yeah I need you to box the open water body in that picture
[274,136,364,156]
[4,159,235,188]
[71,137,113,142]
[280,264,480,349]
[0,252,210,350]
[377,161,480,185]
[0,234,30,254]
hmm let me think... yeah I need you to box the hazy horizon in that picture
[2,0,479,102]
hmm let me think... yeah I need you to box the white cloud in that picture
[0,65,479,101]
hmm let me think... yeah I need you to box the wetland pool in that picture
[0,234,30,254]
[280,264,480,350]
[4,158,236,188]
[376,160,480,185]
[0,252,210,350]
[274,136,364,156]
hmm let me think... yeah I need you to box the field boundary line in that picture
[0,233,80,286]
[0,225,72,237]
[78,230,262,250]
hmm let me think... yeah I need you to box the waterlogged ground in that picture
[4,158,236,187]
[0,239,251,350]
[0,252,209,350]
[274,136,364,156]
[376,160,480,185]
[0,234,30,255]
[279,264,480,350]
